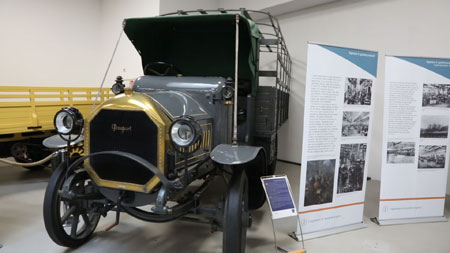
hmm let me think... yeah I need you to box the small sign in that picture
[261,175,298,219]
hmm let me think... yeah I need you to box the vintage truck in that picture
[0,86,112,169]
[42,9,291,253]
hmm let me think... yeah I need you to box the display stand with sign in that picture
[261,175,306,253]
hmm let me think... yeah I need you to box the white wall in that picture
[273,0,450,193]
[219,0,337,17]
[99,0,159,85]
[0,0,159,87]
[160,0,219,14]
[0,0,102,86]
[219,0,291,10]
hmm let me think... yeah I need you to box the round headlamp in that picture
[170,117,202,153]
[54,107,84,136]
[221,86,234,100]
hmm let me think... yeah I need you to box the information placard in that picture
[297,42,378,237]
[261,175,297,220]
[378,56,450,224]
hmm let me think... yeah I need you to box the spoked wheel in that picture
[223,169,249,253]
[43,163,101,248]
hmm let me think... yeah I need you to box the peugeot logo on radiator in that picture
[111,123,132,134]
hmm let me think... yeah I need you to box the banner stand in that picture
[291,222,367,240]
[378,55,450,224]
[297,42,378,237]
[372,216,447,226]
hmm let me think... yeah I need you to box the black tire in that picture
[223,169,249,253]
[43,163,100,248]
[245,152,267,210]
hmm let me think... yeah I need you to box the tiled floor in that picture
[1,161,449,252]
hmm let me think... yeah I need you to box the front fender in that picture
[210,144,264,165]
[42,135,84,149]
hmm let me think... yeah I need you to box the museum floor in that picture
[1,161,450,253]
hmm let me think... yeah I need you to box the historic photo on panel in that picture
[420,115,449,138]
[342,111,370,137]
[337,143,367,194]
[418,145,447,169]
[304,159,336,207]
[387,141,415,164]
[422,83,450,108]
[344,78,372,105]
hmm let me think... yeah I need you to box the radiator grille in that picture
[89,109,158,185]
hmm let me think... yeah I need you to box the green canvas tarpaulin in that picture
[123,14,260,92]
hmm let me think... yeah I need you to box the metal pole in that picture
[270,215,279,253]
[232,14,239,146]
[91,29,123,113]
[296,214,306,249]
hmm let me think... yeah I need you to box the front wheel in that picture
[223,169,249,253]
[43,163,101,248]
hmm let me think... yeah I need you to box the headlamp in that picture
[221,86,234,100]
[54,107,84,136]
[112,76,125,95]
[170,117,202,153]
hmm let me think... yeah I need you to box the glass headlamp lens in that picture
[53,107,83,136]
[178,124,193,140]
[171,122,195,147]
[55,111,73,134]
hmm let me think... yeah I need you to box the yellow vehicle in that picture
[0,86,112,170]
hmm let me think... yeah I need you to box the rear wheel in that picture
[43,163,101,248]
[223,169,249,253]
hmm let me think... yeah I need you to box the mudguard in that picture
[42,135,84,149]
[210,144,263,165]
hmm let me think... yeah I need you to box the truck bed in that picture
[0,86,112,140]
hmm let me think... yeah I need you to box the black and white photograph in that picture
[418,145,447,169]
[337,143,367,194]
[344,77,372,105]
[342,111,370,137]
[304,159,336,207]
[387,141,415,164]
[420,115,449,138]
[422,83,450,108]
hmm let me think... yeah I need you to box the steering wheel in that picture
[144,61,183,76]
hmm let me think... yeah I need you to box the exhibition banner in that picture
[297,43,378,238]
[378,56,450,224]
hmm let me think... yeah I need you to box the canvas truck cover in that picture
[123,14,260,92]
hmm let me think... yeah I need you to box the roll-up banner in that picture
[377,55,450,225]
[296,43,378,239]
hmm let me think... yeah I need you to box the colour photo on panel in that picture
[386,141,415,164]
[422,83,450,108]
[304,159,336,207]
[342,111,370,137]
[337,143,367,194]
[418,145,447,169]
[344,78,372,105]
[420,115,449,138]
